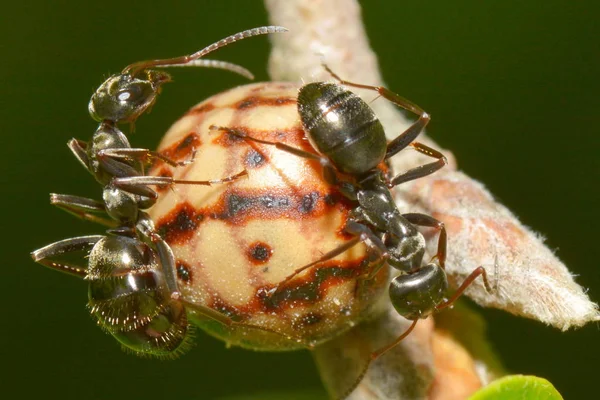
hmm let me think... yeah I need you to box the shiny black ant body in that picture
[31,26,293,357]
[210,65,491,363]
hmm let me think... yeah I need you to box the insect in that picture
[209,67,492,373]
[30,26,294,357]
[147,82,390,350]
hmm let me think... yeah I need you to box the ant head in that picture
[88,26,288,126]
[389,263,448,320]
[88,69,171,124]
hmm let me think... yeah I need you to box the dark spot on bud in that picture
[245,149,266,168]
[248,242,272,264]
[156,203,203,244]
[226,194,254,216]
[260,195,290,209]
[176,261,192,283]
[299,192,319,213]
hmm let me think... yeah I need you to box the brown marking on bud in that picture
[259,264,360,312]
[208,297,245,321]
[156,202,204,244]
[211,127,246,147]
[233,96,296,110]
[247,242,273,265]
[205,187,345,226]
[153,168,174,193]
[188,102,215,115]
[159,132,201,162]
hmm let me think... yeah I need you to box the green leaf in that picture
[215,389,327,400]
[468,375,563,400]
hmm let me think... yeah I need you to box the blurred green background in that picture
[2,0,598,399]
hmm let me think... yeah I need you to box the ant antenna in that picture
[156,59,255,80]
[123,26,288,76]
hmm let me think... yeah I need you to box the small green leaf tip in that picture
[468,375,563,400]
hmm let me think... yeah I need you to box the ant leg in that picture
[209,125,327,164]
[386,142,447,188]
[135,216,182,300]
[50,193,117,228]
[323,64,425,117]
[322,64,447,183]
[403,213,446,268]
[111,170,248,197]
[323,64,430,147]
[272,235,364,292]
[99,147,197,168]
[209,125,343,188]
[179,299,311,348]
[31,235,104,277]
[436,266,492,311]
[271,221,388,293]
[341,319,419,400]
[67,139,93,172]
[371,319,419,361]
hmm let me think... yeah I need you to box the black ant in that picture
[30,26,300,357]
[210,65,491,373]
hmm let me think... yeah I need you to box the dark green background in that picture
[2,1,598,399]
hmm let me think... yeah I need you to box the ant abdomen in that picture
[87,236,189,356]
[389,263,448,320]
[298,82,387,175]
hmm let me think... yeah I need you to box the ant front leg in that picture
[386,142,447,188]
[436,266,493,311]
[270,220,389,295]
[208,125,341,187]
[98,147,197,169]
[111,170,248,198]
[403,213,447,268]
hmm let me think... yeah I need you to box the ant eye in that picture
[117,90,133,102]
[116,82,145,103]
